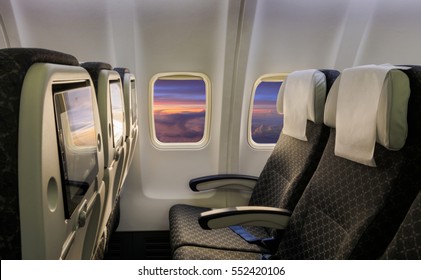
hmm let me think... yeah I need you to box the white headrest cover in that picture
[327,65,410,167]
[276,69,326,141]
[323,76,340,128]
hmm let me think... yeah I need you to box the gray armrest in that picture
[189,174,258,192]
[198,206,291,230]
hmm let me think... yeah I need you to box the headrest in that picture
[114,67,131,81]
[80,61,112,71]
[276,69,326,141]
[323,76,341,128]
[80,62,113,91]
[324,65,411,166]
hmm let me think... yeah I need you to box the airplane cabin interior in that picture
[0,0,420,265]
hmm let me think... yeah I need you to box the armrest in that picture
[198,206,291,230]
[189,174,258,192]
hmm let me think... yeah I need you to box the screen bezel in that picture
[53,82,99,219]
[130,79,138,124]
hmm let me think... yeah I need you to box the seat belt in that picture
[229,225,280,253]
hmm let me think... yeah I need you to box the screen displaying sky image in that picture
[251,81,283,144]
[153,79,206,143]
[110,82,124,146]
[58,87,98,218]
[64,86,97,147]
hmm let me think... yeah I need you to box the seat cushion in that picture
[173,245,262,260]
[169,204,270,254]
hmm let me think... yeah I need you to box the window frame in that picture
[149,72,211,150]
[248,73,289,150]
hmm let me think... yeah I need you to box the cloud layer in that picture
[251,111,283,144]
[154,110,205,142]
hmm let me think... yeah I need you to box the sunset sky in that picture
[64,87,97,147]
[153,79,283,144]
[154,79,206,143]
[110,82,124,146]
[251,81,283,144]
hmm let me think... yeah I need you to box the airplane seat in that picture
[380,65,421,260]
[169,69,340,257]
[81,62,126,259]
[91,197,121,260]
[114,67,139,185]
[173,64,421,260]
[0,48,105,259]
[382,191,421,259]
[273,65,420,260]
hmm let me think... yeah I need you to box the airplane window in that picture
[150,73,211,148]
[249,74,287,148]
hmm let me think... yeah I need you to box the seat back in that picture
[114,67,138,185]
[274,65,421,259]
[248,69,339,212]
[81,62,127,259]
[382,191,421,259]
[0,48,105,259]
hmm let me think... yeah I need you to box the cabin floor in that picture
[105,231,171,260]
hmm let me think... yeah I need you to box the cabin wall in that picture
[238,0,349,175]
[124,0,232,230]
[1,0,421,231]
[0,14,9,48]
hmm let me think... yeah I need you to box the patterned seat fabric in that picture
[0,48,79,259]
[173,245,262,260]
[273,131,419,259]
[170,70,340,258]
[170,205,271,254]
[382,191,421,260]
[172,66,421,260]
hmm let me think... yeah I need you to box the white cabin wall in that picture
[5,0,142,68]
[329,0,379,70]
[9,0,112,62]
[237,0,350,176]
[330,0,421,69]
[353,0,421,66]
[122,0,234,230]
[0,15,8,49]
[0,0,20,47]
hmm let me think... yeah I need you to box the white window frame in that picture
[248,73,289,150]
[149,72,211,150]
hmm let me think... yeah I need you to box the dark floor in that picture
[105,231,171,260]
